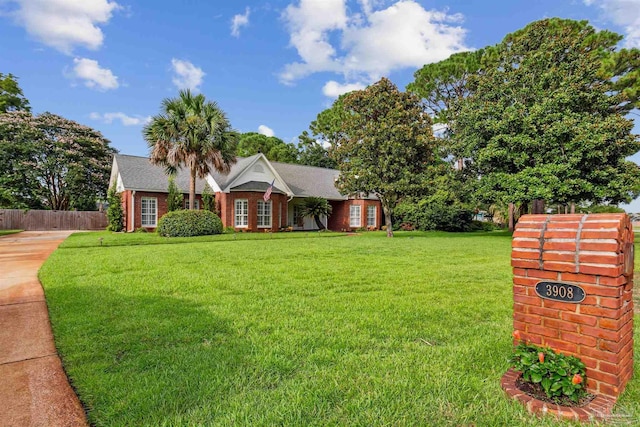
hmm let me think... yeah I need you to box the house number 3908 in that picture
[534,281,585,304]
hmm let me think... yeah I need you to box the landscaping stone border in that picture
[501,368,616,422]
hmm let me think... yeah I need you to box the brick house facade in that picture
[110,154,381,232]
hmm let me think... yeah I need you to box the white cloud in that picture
[280,0,469,84]
[322,80,366,98]
[7,0,121,54]
[231,7,250,37]
[258,125,275,137]
[583,0,640,47]
[90,112,151,126]
[73,57,118,90]
[170,58,205,91]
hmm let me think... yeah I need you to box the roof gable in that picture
[220,154,292,196]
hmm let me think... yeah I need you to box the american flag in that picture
[263,179,274,202]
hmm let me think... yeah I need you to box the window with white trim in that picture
[235,199,248,227]
[184,199,200,210]
[141,197,157,227]
[257,200,272,228]
[367,205,376,227]
[349,205,361,228]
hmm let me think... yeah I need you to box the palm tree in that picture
[299,197,332,230]
[143,89,237,209]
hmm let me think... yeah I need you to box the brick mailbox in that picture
[511,213,634,402]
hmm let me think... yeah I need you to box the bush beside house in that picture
[157,210,223,237]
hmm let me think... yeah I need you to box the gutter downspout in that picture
[130,190,136,232]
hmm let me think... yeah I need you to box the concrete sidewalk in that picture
[0,231,87,427]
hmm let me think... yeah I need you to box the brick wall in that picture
[124,191,203,231]
[327,199,381,231]
[217,191,288,232]
[512,214,634,397]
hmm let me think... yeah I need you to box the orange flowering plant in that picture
[511,335,587,403]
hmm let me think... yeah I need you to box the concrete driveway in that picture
[0,231,87,427]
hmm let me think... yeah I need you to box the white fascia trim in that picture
[224,153,294,197]
[206,174,222,192]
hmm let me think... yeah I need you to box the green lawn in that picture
[40,231,640,426]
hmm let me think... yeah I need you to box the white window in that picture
[235,199,248,227]
[257,200,272,228]
[184,199,200,210]
[349,205,361,228]
[141,197,157,227]
[367,205,376,227]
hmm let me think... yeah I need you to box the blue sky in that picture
[1,0,640,210]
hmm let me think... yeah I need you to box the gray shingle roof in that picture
[114,154,209,194]
[270,161,346,200]
[210,154,260,189]
[114,153,376,200]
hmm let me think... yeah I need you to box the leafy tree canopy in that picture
[312,77,438,237]
[236,132,299,163]
[144,89,237,209]
[0,111,116,210]
[0,73,30,113]
[456,18,640,207]
[296,130,337,169]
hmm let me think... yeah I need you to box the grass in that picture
[39,231,640,426]
[0,229,23,236]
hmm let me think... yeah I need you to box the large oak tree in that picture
[311,78,438,237]
[456,19,640,211]
[0,111,116,210]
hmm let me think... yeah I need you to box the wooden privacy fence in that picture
[0,209,107,230]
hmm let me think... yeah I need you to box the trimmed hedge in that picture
[394,201,474,232]
[157,209,223,237]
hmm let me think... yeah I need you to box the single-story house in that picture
[109,153,381,232]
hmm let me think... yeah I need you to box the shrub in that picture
[511,342,587,403]
[157,210,222,237]
[394,200,473,232]
[166,175,183,212]
[106,186,124,232]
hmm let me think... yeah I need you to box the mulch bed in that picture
[515,376,595,408]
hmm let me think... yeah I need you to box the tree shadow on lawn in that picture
[46,285,252,425]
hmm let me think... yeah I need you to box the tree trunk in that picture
[508,202,515,233]
[313,215,326,230]
[189,169,196,210]
[570,202,575,214]
[532,199,545,214]
[382,202,393,237]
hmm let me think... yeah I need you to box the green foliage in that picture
[577,204,625,214]
[407,50,488,162]
[166,175,183,212]
[0,73,30,113]
[394,200,473,232]
[0,111,116,210]
[456,18,640,207]
[296,130,337,168]
[311,78,438,237]
[298,197,332,230]
[511,342,587,403]
[106,186,124,232]
[144,89,237,210]
[157,209,222,237]
[202,183,215,212]
[237,132,299,163]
